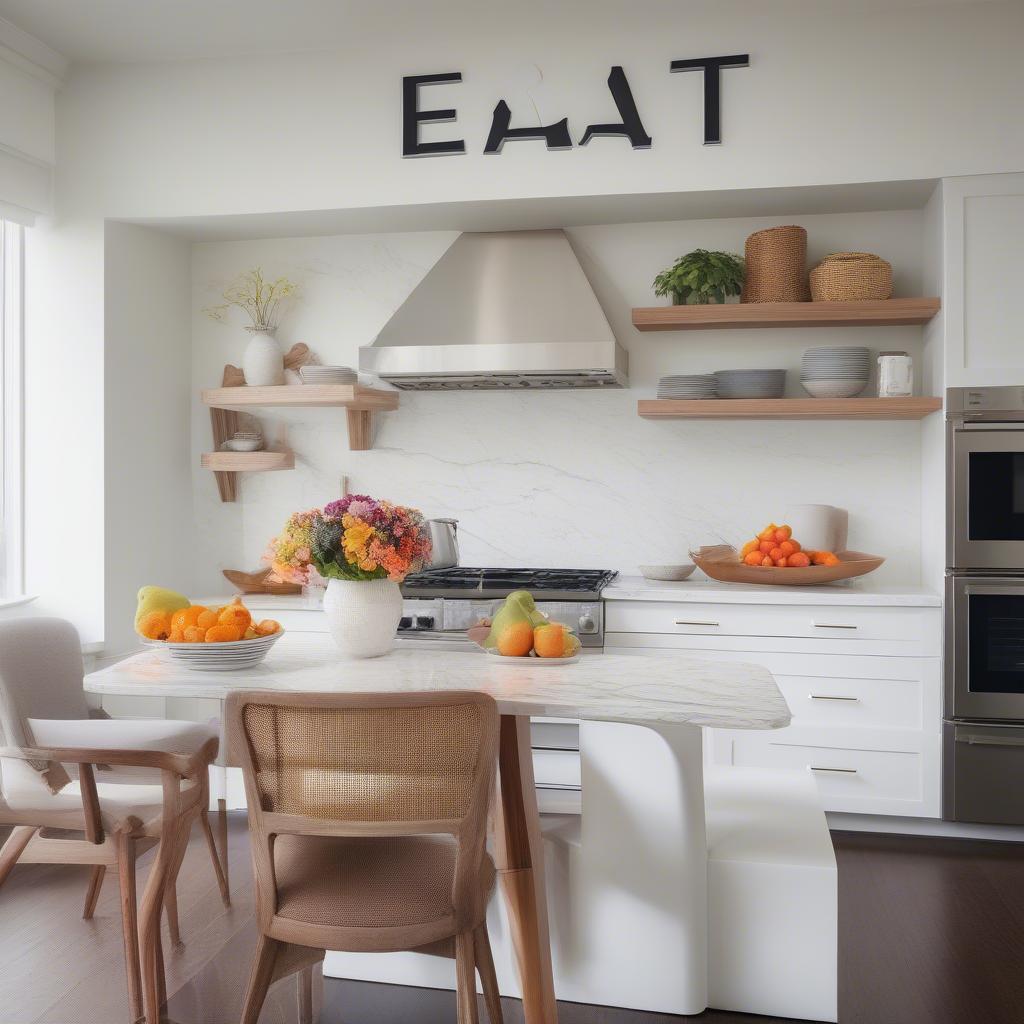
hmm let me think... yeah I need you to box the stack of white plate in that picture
[657,374,716,399]
[146,631,284,672]
[800,346,870,398]
[714,369,786,399]
[298,365,357,385]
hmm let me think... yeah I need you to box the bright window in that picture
[0,221,24,598]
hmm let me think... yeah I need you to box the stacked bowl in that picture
[298,365,358,385]
[714,369,786,399]
[800,346,870,398]
[657,374,716,399]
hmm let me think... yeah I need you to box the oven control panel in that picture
[398,597,605,646]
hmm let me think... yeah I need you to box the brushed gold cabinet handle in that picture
[674,619,720,627]
[809,765,858,774]
[808,693,859,702]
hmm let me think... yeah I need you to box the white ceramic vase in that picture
[322,577,403,658]
[242,328,284,386]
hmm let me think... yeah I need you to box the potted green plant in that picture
[652,249,745,305]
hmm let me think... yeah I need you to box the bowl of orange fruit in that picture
[135,587,284,671]
[691,522,884,586]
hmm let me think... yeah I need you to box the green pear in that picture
[135,585,190,632]
[483,590,548,649]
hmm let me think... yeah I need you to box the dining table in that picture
[85,633,791,1023]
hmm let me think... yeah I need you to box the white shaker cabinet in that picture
[605,592,943,818]
[942,172,1024,387]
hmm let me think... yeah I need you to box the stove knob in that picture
[399,616,412,630]
[415,616,435,630]
[578,614,596,634]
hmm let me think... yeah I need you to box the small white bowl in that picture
[224,438,263,452]
[639,564,696,582]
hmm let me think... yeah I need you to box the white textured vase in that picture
[322,578,403,659]
[242,328,284,386]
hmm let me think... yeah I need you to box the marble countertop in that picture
[85,634,790,731]
[604,574,942,607]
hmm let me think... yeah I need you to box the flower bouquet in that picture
[265,496,432,657]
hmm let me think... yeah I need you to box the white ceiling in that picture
[0,0,1002,66]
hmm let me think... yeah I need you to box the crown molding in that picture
[0,15,67,88]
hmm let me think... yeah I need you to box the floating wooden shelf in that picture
[201,383,399,467]
[638,397,943,420]
[200,450,295,473]
[632,297,941,331]
[200,449,295,503]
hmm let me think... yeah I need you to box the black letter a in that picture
[579,66,652,149]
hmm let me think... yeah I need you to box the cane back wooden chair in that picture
[227,689,504,1024]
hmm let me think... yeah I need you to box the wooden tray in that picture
[690,544,884,586]
[222,568,302,596]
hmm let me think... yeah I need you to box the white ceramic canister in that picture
[877,351,913,397]
[782,504,849,554]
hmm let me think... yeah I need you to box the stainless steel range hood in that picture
[358,229,627,390]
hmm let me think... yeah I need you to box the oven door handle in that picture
[959,422,1024,431]
[955,732,1024,748]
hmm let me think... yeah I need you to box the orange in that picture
[183,625,207,643]
[170,605,207,633]
[534,623,567,658]
[138,611,171,640]
[760,555,773,567]
[774,525,792,543]
[758,524,778,542]
[254,619,281,636]
[788,552,811,568]
[779,540,799,557]
[196,607,221,630]
[743,550,764,566]
[758,540,774,554]
[775,557,788,567]
[218,599,251,634]
[497,621,534,657]
[740,539,760,558]
[243,627,258,640]
[205,624,242,643]
[168,627,186,643]
[768,547,784,562]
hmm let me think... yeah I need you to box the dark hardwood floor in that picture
[2,821,1021,1023]
[322,831,1024,1024]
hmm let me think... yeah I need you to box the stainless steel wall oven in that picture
[945,388,1024,824]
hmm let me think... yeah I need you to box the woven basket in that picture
[810,252,892,301]
[741,225,810,303]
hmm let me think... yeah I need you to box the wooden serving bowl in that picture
[690,544,884,586]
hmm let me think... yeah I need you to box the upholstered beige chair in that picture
[227,689,504,1024]
[0,617,229,1023]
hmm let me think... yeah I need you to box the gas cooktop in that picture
[401,567,618,601]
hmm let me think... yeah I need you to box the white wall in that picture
[104,222,192,656]
[54,0,1024,220]
[191,208,928,593]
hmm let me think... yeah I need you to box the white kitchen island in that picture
[86,635,791,1020]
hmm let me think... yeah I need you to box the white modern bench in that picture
[324,761,837,1023]
[706,764,838,1023]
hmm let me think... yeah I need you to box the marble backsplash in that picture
[190,211,928,594]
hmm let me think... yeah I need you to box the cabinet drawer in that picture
[532,749,581,790]
[723,733,924,814]
[774,673,923,730]
[606,600,936,645]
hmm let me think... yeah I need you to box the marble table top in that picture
[85,634,790,731]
